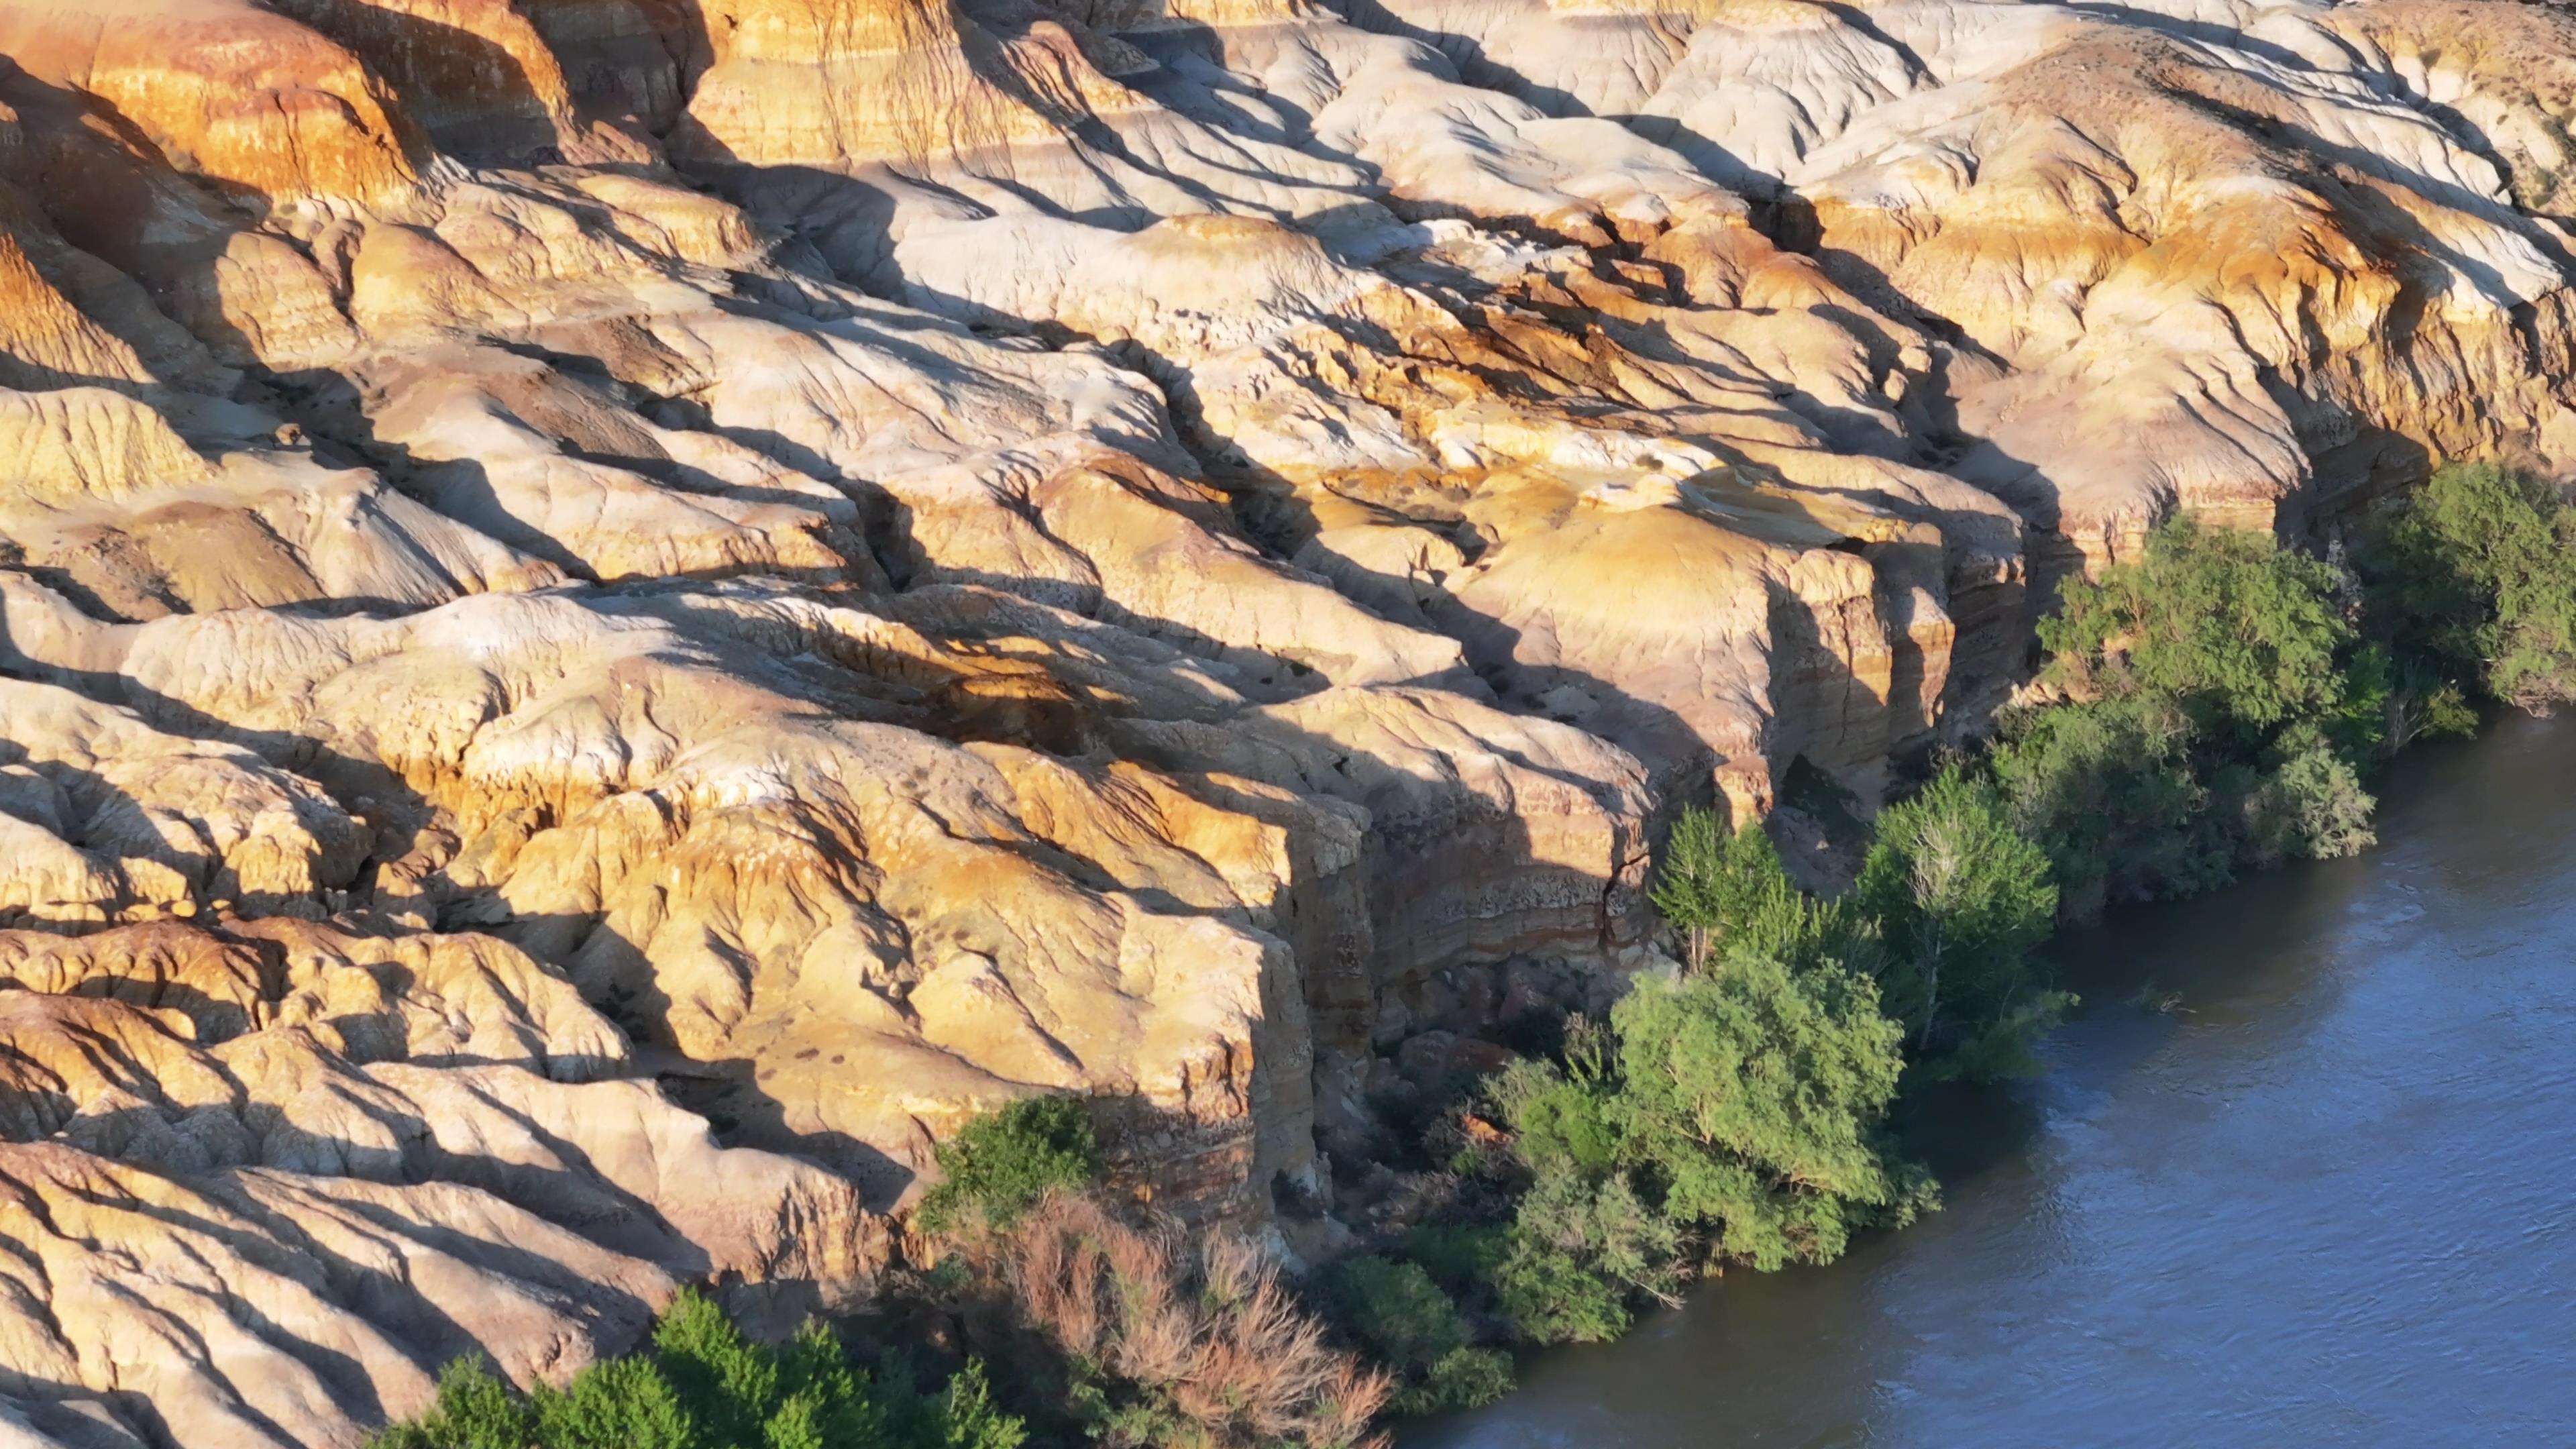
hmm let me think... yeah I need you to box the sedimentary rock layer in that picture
[0,0,2569,1441]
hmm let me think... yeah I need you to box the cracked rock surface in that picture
[0,0,2571,1441]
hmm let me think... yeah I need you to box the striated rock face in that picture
[0,919,881,1449]
[0,0,2569,1440]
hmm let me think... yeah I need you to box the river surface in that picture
[1413,712,2576,1448]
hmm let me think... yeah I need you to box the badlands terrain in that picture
[0,0,2568,1440]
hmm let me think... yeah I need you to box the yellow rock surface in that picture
[0,0,2564,1440]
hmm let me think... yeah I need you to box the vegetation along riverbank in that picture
[370,465,2576,1446]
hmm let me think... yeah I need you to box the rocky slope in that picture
[0,0,2571,1441]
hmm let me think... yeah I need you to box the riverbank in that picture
[1413,710,2576,1446]
[366,494,2569,1447]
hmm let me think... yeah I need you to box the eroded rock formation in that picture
[0,0,2569,1440]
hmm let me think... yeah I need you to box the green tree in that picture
[528,1356,696,1449]
[2040,517,2355,741]
[2362,462,2576,712]
[370,1360,533,1449]
[1485,1024,1619,1182]
[916,1095,1102,1234]
[2002,515,2398,919]
[1611,957,1930,1270]
[1414,1348,1515,1415]
[1478,849,1933,1336]
[1855,765,2067,1078]
[650,1290,777,1446]
[931,1363,1027,1449]
[1991,690,2224,917]
[1332,1257,1470,1369]
[1649,807,1876,975]
[1391,1220,1627,1345]
[1480,1039,1661,1342]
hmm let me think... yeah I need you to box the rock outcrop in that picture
[0,0,2569,1441]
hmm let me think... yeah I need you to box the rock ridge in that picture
[0,0,2568,1442]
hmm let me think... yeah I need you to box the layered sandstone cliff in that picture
[0,0,2569,1442]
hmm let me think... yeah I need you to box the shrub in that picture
[1485,1054,1618,1182]
[1415,1348,1514,1415]
[1327,1258,1512,1414]
[1506,1171,1683,1303]
[981,1193,1391,1448]
[2241,743,2376,865]
[1331,1258,1470,1368]
[1854,765,2067,1079]
[368,1290,1022,1449]
[1488,1230,1632,1345]
[918,1095,1102,1234]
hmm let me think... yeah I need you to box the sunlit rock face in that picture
[0,0,2568,1439]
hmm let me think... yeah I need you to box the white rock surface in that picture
[0,0,2568,1439]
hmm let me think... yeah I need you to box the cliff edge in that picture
[0,0,2569,1441]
